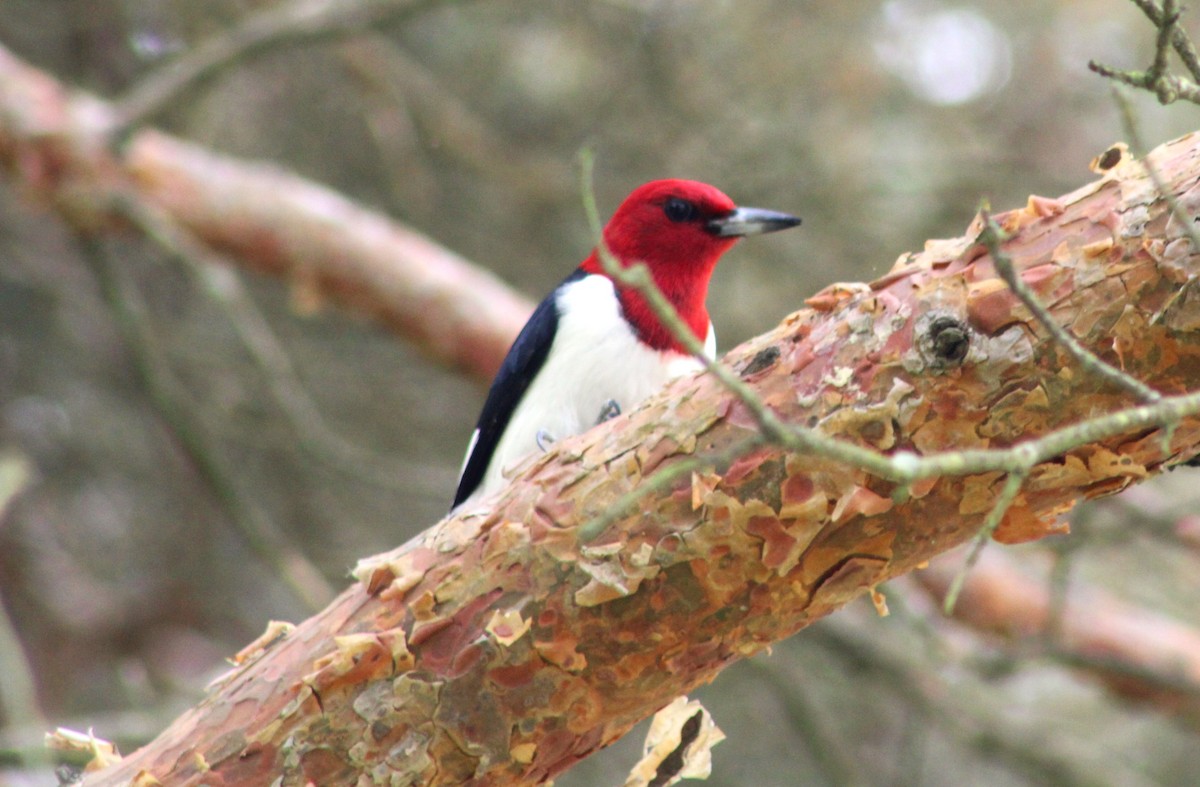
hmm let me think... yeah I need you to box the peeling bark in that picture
[67,132,1200,785]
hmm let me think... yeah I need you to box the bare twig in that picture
[577,435,767,543]
[118,196,450,497]
[942,471,1028,614]
[110,0,463,134]
[1130,0,1200,80]
[578,151,796,447]
[75,233,334,612]
[1089,0,1200,105]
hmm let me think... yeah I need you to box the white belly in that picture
[466,274,713,506]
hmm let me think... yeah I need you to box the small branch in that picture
[1151,0,1182,89]
[75,233,334,612]
[942,471,1028,614]
[0,42,531,383]
[109,0,461,134]
[578,151,794,447]
[118,196,449,496]
[1089,0,1200,105]
[577,435,767,543]
[1130,0,1200,81]
[1088,60,1200,104]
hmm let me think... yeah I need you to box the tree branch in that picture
[77,128,1200,784]
[0,42,530,384]
[916,549,1200,725]
[1090,0,1200,105]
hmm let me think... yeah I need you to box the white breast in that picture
[465,274,713,506]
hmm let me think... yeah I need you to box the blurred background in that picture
[2,0,1200,784]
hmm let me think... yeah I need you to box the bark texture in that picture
[73,132,1200,785]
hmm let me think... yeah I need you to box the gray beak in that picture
[706,206,802,238]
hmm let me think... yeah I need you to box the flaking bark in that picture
[75,132,1200,785]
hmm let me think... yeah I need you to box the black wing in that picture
[452,269,586,508]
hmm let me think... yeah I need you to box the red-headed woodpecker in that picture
[452,179,801,510]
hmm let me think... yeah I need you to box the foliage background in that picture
[1,1,1199,784]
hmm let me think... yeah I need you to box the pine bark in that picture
[62,131,1200,785]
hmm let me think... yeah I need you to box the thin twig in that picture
[977,210,1163,404]
[118,196,448,496]
[942,471,1028,615]
[1130,0,1200,81]
[75,233,334,612]
[110,0,463,135]
[1088,61,1200,104]
[1150,0,1181,88]
[577,436,766,543]
[1088,0,1200,105]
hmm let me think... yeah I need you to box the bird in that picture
[452,179,801,510]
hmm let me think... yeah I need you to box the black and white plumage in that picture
[452,269,713,509]
[450,179,800,511]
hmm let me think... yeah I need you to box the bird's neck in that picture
[580,252,711,354]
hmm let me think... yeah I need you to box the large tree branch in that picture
[917,549,1200,724]
[72,129,1200,784]
[0,42,531,382]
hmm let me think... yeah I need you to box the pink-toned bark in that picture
[0,43,531,382]
[67,130,1200,785]
[6,31,1200,787]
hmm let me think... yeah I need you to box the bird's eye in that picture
[663,197,697,223]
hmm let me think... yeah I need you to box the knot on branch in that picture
[1093,144,1126,172]
[918,314,972,370]
[739,346,781,378]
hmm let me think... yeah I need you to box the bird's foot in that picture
[536,429,556,452]
[596,399,621,424]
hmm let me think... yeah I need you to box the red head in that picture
[580,179,800,354]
